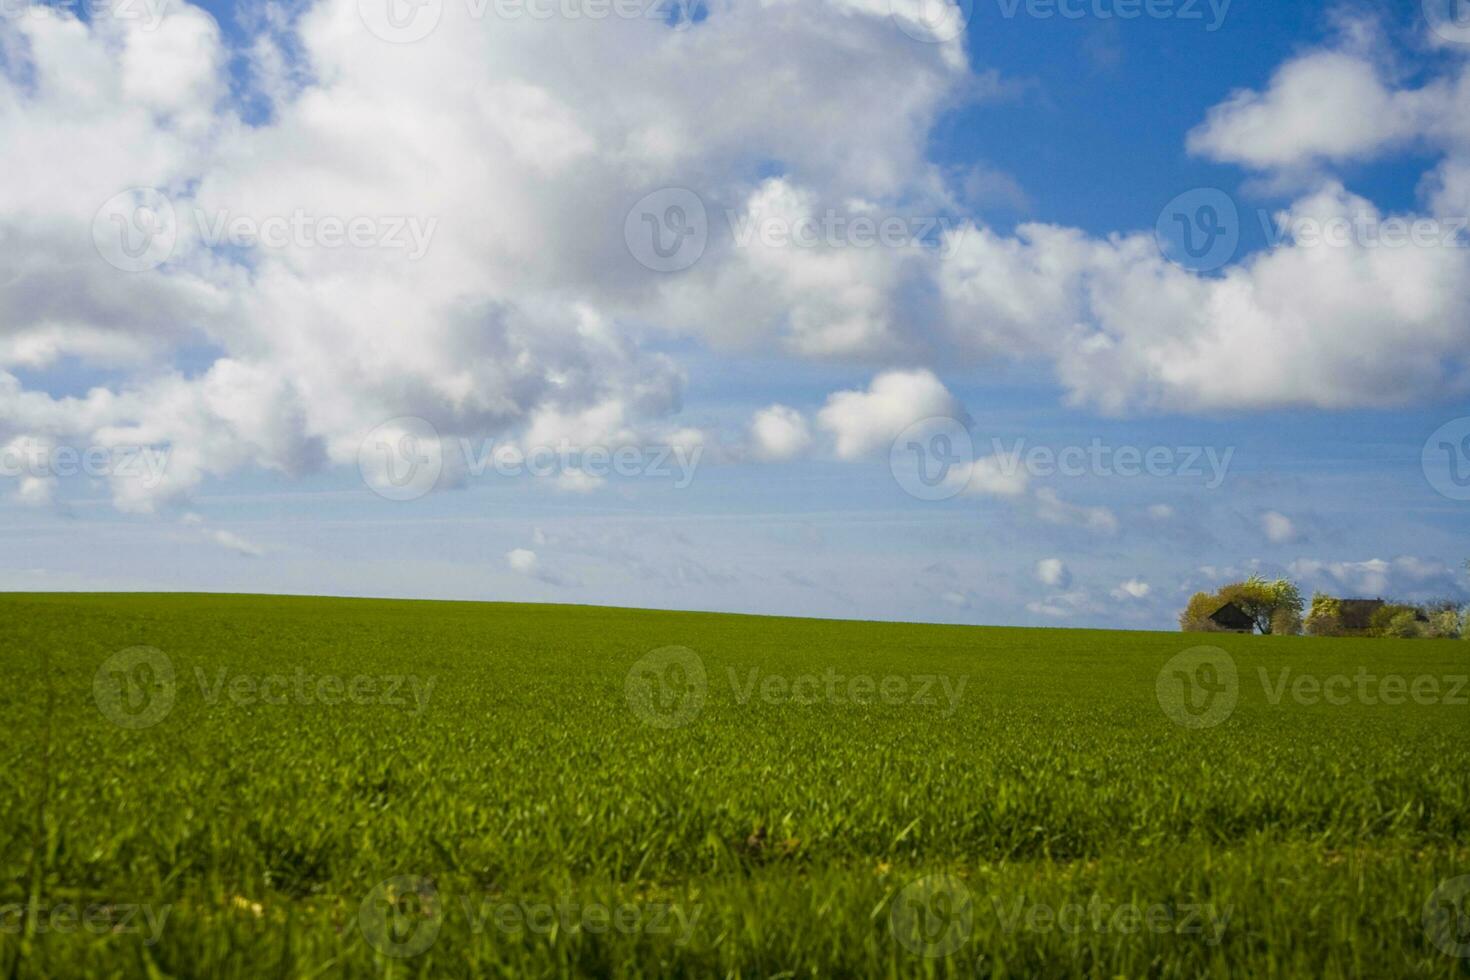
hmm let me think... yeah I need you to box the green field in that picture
[2,592,1467,978]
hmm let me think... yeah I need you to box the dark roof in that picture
[1337,599,1385,632]
[1209,602,1255,632]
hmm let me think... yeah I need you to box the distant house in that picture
[1209,602,1255,633]
[1336,599,1385,633]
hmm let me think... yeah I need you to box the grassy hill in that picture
[1,593,1466,977]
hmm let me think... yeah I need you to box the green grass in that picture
[1,592,1467,978]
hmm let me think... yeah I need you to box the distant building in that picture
[1208,602,1255,633]
[1336,599,1385,633]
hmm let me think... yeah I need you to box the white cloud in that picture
[961,453,1030,498]
[1289,556,1463,599]
[1035,557,1070,588]
[1260,510,1297,544]
[1148,503,1175,521]
[1185,50,1440,172]
[748,404,813,462]
[209,528,265,557]
[0,0,972,511]
[1110,578,1151,600]
[1033,488,1118,534]
[506,548,539,575]
[816,369,961,460]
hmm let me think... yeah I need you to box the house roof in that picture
[1208,602,1254,631]
[1337,598,1385,631]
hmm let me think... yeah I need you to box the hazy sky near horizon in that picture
[0,0,1467,627]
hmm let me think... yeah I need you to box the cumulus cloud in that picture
[6,1,1469,521]
[1260,510,1297,544]
[816,369,961,460]
[748,405,813,462]
[506,548,539,575]
[1289,556,1464,599]
[1110,578,1151,600]
[1035,557,1070,588]
[0,0,972,511]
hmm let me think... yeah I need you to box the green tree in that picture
[1179,592,1226,632]
[1178,575,1303,635]
[1217,575,1303,635]
[1303,592,1342,637]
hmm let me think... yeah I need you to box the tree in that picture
[1178,575,1303,635]
[1216,575,1303,635]
[1368,603,1420,637]
[1179,592,1226,632]
[1304,592,1343,637]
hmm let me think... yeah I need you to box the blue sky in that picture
[0,0,1466,627]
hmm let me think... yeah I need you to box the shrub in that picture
[1368,604,1420,637]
